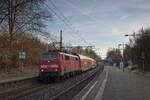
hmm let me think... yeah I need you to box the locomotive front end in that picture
[39,52,61,79]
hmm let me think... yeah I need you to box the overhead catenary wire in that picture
[45,0,93,46]
[46,1,79,42]
[39,33,58,43]
[51,0,92,45]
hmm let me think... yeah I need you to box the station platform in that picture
[0,67,38,84]
[0,73,38,84]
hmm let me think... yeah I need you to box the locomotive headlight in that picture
[50,64,59,68]
[41,69,44,72]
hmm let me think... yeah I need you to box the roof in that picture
[59,52,78,58]
[78,54,95,61]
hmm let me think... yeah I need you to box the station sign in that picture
[19,52,26,60]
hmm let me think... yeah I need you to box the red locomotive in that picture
[39,51,96,81]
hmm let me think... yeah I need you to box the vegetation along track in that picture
[0,67,102,100]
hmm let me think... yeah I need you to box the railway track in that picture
[0,76,38,93]
[0,76,39,100]
[0,67,102,100]
[50,67,101,100]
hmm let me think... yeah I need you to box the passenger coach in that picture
[78,54,96,71]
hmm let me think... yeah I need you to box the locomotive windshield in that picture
[41,52,58,61]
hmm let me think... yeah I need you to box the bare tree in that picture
[0,0,52,51]
[106,48,122,66]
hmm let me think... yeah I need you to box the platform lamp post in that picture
[124,32,136,38]
[118,43,125,71]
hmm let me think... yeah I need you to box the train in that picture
[38,51,96,81]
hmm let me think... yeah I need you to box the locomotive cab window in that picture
[65,55,70,60]
[70,56,75,61]
[75,57,78,61]
[41,52,58,61]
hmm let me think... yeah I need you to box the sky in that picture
[45,0,150,58]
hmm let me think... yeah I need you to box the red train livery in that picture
[39,51,96,80]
